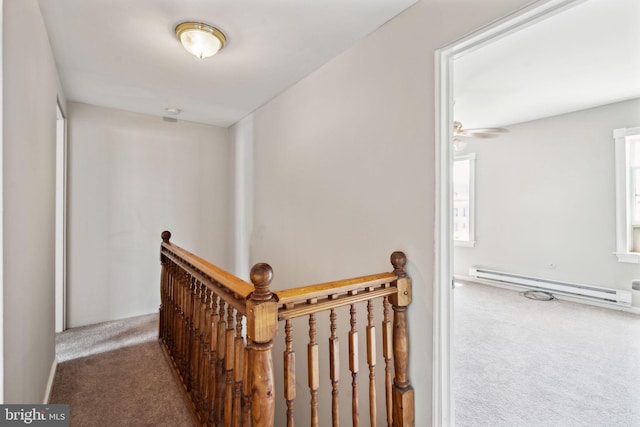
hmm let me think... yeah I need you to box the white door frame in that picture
[55,101,67,333]
[433,0,585,424]
[0,0,4,403]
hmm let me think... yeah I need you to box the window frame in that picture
[614,126,640,263]
[453,153,476,247]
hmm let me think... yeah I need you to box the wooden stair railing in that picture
[159,231,414,427]
[273,251,414,427]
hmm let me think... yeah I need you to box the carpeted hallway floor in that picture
[50,285,640,426]
[49,314,193,426]
[454,282,640,427]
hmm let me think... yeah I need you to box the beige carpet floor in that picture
[455,282,640,427]
[50,314,194,427]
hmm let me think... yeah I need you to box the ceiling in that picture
[39,0,640,131]
[454,0,640,129]
[39,0,417,127]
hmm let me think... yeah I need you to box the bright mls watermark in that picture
[0,405,69,426]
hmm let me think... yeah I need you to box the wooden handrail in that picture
[278,287,398,320]
[159,232,414,426]
[275,272,398,305]
[161,231,254,300]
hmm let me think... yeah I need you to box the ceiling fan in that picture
[453,121,508,151]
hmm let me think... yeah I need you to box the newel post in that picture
[159,230,172,340]
[247,263,278,427]
[389,251,414,427]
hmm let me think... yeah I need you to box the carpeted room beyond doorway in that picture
[454,282,640,427]
[49,314,193,426]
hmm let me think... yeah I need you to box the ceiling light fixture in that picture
[165,107,181,115]
[175,22,226,59]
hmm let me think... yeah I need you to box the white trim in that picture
[434,0,587,424]
[614,252,640,263]
[441,0,588,58]
[433,47,454,427]
[455,275,640,315]
[454,240,476,248]
[55,103,67,333]
[614,127,640,262]
[0,0,4,403]
[43,358,59,404]
[614,127,640,139]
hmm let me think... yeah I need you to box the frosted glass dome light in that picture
[175,22,226,59]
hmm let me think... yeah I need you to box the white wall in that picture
[230,0,532,423]
[455,98,640,305]
[67,103,229,327]
[228,116,253,281]
[3,0,60,403]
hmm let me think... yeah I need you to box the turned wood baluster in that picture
[159,256,166,340]
[179,269,186,380]
[159,267,165,339]
[179,269,189,384]
[242,342,253,426]
[167,260,176,351]
[190,279,199,409]
[161,251,168,343]
[197,283,210,417]
[171,263,179,369]
[168,261,177,352]
[191,277,201,402]
[215,299,227,425]
[172,262,180,363]
[201,287,213,418]
[308,313,319,427]
[171,263,180,367]
[159,231,171,341]
[193,280,204,410]
[349,304,360,427]
[176,265,183,361]
[329,308,340,427]
[178,270,187,387]
[284,319,296,427]
[382,296,393,427]
[390,252,414,427]
[180,269,190,385]
[367,300,377,427]
[182,269,190,381]
[224,304,236,426]
[232,311,244,427]
[174,265,181,357]
[247,263,277,427]
[209,295,220,425]
[188,274,198,398]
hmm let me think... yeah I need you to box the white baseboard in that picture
[454,275,640,315]
[43,357,59,404]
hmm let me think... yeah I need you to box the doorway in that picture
[433,0,588,424]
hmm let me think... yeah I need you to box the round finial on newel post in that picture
[161,230,172,243]
[250,263,274,301]
[391,251,407,277]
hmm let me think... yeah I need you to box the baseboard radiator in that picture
[469,267,632,306]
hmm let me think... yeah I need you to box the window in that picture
[614,127,640,263]
[453,153,476,247]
